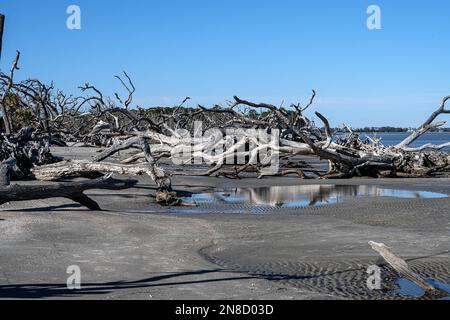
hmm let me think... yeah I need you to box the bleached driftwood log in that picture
[368,241,437,293]
[1,129,137,211]
[33,161,176,207]
[33,159,161,181]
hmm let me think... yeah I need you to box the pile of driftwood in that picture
[0,126,58,178]
[1,51,449,209]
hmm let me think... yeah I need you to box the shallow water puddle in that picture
[181,185,447,209]
[394,278,450,300]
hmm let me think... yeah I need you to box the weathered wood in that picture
[33,156,178,205]
[33,159,161,181]
[0,14,4,61]
[141,138,179,205]
[1,48,448,180]
[396,96,450,149]
[0,158,15,186]
[93,136,142,162]
[0,126,58,178]
[0,18,14,135]
[0,164,8,186]
[368,241,436,293]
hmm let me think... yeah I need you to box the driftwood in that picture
[0,36,16,136]
[0,164,8,186]
[1,51,449,184]
[33,158,176,207]
[0,127,58,178]
[33,159,162,181]
[0,173,137,210]
[368,241,448,297]
[395,96,450,149]
[0,158,15,186]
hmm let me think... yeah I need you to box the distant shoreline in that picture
[355,131,450,134]
[332,129,450,133]
[333,131,450,151]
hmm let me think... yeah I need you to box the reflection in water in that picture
[183,185,447,208]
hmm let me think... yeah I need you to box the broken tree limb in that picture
[0,175,138,210]
[400,142,450,152]
[315,111,332,150]
[140,138,178,205]
[93,136,142,162]
[396,96,450,149]
[368,241,438,294]
[141,138,172,191]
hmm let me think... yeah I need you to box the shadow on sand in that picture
[0,269,256,299]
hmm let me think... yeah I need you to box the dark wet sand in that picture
[0,147,449,299]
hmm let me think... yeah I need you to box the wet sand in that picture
[0,147,449,299]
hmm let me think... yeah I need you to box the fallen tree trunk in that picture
[0,174,138,210]
[32,157,178,206]
[92,136,177,205]
[33,159,160,181]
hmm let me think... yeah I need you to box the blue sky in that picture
[1,0,450,127]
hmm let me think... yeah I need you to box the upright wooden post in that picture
[0,13,12,135]
[0,14,4,61]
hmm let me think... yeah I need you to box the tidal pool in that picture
[180,185,448,209]
[394,278,450,300]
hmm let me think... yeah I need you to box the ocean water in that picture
[347,132,450,151]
